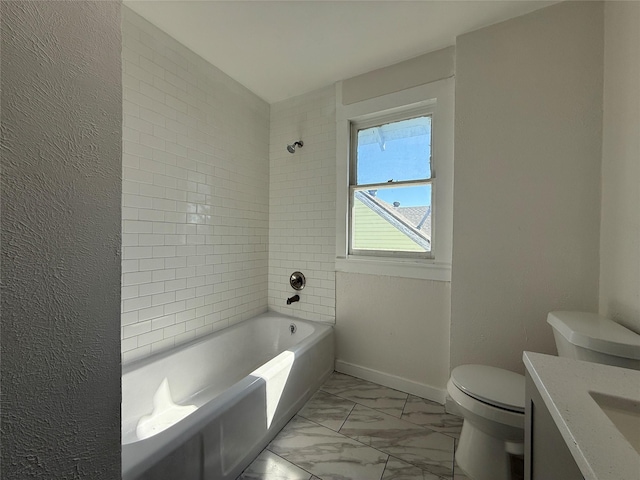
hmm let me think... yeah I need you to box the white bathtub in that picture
[121,312,334,480]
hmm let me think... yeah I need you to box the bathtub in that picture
[121,312,334,480]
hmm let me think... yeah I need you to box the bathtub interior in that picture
[135,378,199,441]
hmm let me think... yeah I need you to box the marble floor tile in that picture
[340,405,455,478]
[321,372,408,417]
[268,415,388,480]
[401,396,464,439]
[298,390,356,431]
[382,456,448,480]
[237,450,312,480]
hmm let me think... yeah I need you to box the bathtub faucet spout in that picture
[286,295,300,305]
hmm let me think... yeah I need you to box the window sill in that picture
[335,256,451,281]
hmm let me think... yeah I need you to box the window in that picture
[335,79,454,281]
[350,111,433,259]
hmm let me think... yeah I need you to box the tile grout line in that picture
[336,401,357,433]
[399,393,410,419]
[379,454,391,480]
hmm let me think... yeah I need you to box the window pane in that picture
[356,116,431,185]
[351,184,431,253]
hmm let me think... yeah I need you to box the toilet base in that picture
[455,420,522,480]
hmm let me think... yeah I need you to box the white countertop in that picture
[523,351,640,480]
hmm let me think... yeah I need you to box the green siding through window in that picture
[352,197,425,252]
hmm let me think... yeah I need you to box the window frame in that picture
[348,107,436,260]
[335,78,454,281]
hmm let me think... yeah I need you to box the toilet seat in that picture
[450,365,525,413]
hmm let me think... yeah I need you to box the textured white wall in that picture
[451,1,604,373]
[599,2,640,334]
[1,1,122,476]
[121,8,270,363]
[268,86,336,322]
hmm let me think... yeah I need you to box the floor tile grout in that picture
[399,393,410,419]
[336,401,356,433]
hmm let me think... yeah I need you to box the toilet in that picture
[448,310,640,480]
[447,365,525,480]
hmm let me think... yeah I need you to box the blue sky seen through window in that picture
[356,116,431,208]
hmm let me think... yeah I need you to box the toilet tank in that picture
[547,311,640,370]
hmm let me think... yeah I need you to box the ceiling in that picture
[125,1,555,104]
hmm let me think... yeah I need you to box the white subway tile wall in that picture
[121,8,270,363]
[268,87,337,322]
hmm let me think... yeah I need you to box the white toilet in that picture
[447,365,525,480]
[448,310,640,480]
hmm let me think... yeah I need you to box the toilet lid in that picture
[451,365,525,413]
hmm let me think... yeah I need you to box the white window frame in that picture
[335,78,454,281]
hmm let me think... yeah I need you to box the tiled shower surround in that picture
[121,8,338,362]
[121,9,270,362]
[268,88,337,323]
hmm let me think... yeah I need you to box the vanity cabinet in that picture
[524,373,584,480]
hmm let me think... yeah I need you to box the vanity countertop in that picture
[523,351,640,480]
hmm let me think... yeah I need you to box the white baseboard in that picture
[335,359,447,405]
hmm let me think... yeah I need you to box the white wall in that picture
[599,1,640,334]
[121,8,270,363]
[268,86,337,322]
[342,46,455,105]
[451,1,604,373]
[336,273,450,402]
[1,1,122,476]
